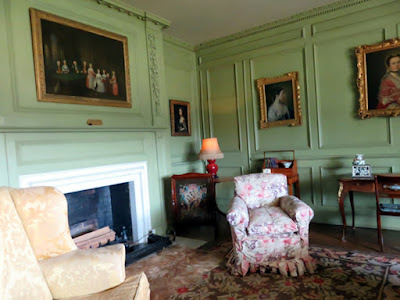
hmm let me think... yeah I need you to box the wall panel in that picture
[197,0,400,230]
[0,0,163,129]
[314,28,390,149]
[250,46,310,152]
[5,131,166,232]
[207,63,241,152]
[215,166,243,213]
[164,40,201,166]
[298,167,314,206]
[0,0,194,236]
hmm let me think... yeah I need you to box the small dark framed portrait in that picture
[170,100,191,136]
[356,38,400,119]
[256,72,302,129]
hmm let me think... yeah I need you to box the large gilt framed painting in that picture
[30,8,131,108]
[356,38,400,118]
[256,72,301,129]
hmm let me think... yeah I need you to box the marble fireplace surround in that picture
[18,161,152,243]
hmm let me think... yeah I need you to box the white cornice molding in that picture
[163,33,196,51]
[96,0,171,28]
[196,0,379,50]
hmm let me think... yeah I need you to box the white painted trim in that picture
[19,162,151,243]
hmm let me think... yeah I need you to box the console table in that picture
[338,176,375,241]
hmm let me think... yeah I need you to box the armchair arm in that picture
[279,195,314,248]
[226,196,249,241]
[279,195,314,224]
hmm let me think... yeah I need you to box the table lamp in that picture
[198,138,224,178]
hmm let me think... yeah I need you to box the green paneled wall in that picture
[0,0,202,235]
[4,0,400,235]
[197,0,400,230]
[163,39,203,173]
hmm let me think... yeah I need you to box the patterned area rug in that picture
[126,242,400,300]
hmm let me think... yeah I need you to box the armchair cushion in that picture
[39,244,126,299]
[248,206,298,236]
[61,272,150,300]
[0,187,53,300]
[9,186,77,260]
[234,173,287,209]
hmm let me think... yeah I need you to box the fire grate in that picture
[124,234,172,265]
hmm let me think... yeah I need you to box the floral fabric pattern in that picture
[234,173,287,209]
[227,173,315,277]
[280,195,314,224]
[178,183,211,222]
[178,184,207,210]
[247,206,298,235]
[226,196,249,241]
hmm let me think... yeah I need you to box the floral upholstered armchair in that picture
[226,173,316,277]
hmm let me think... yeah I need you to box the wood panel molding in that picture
[233,62,243,152]
[196,0,374,49]
[9,134,147,167]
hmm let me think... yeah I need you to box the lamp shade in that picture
[198,138,224,160]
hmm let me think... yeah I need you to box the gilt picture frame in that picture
[30,8,131,108]
[256,72,301,129]
[170,100,191,136]
[356,38,400,119]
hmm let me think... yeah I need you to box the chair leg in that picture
[376,211,384,252]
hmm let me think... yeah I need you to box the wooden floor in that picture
[177,217,400,256]
[309,223,400,255]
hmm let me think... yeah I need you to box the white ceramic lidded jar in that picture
[352,154,366,166]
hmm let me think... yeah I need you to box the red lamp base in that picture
[206,159,219,178]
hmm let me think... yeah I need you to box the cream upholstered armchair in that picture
[226,173,316,277]
[0,186,149,300]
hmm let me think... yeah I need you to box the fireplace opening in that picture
[65,182,134,244]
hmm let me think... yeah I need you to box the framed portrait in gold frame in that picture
[170,100,191,136]
[30,8,131,108]
[256,72,301,129]
[356,38,400,119]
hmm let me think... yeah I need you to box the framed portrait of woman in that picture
[256,72,302,129]
[170,100,191,136]
[356,38,400,118]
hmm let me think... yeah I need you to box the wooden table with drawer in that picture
[337,176,375,241]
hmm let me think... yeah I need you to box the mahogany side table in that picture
[337,176,375,241]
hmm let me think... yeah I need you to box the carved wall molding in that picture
[147,33,161,115]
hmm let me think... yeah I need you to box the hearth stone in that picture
[124,234,172,265]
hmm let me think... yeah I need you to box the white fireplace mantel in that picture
[19,162,152,243]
